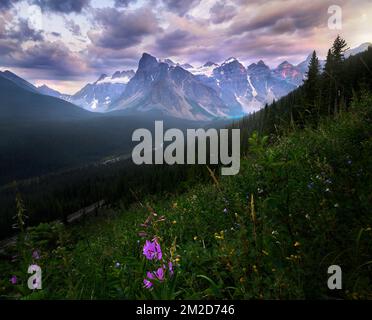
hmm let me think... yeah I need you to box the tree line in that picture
[233,36,372,152]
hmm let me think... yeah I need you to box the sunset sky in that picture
[0,0,371,94]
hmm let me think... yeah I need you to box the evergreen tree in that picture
[304,50,320,122]
[331,35,348,114]
[322,49,334,116]
[332,35,348,65]
[262,103,269,132]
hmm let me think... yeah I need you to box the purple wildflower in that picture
[154,239,162,260]
[143,240,156,260]
[143,239,162,261]
[10,275,17,285]
[143,279,153,289]
[146,271,155,280]
[168,261,174,276]
[154,267,165,281]
[223,208,228,214]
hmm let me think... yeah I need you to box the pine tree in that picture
[331,35,348,114]
[304,50,320,122]
[322,49,334,116]
[332,35,348,65]
[262,103,269,132]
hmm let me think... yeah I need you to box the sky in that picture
[0,0,371,94]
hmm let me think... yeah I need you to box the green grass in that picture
[1,96,371,300]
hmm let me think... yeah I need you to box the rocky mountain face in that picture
[69,70,135,111]
[107,54,302,119]
[109,53,229,120]
[273,61,303,86]
[187,57,298,115]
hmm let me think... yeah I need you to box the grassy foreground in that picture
[0,95,371,300]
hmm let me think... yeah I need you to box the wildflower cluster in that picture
[139,208,176,290]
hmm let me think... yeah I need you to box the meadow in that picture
[1,92,371,299]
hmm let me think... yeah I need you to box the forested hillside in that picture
[235,36,372,151]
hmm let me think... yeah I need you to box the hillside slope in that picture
[2,94,370,299]
[0,73,94,122]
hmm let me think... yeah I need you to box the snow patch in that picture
[247,75,258,97]
[91,97,98,110]
[223,57,237,65]
[104,96,111,105]
[235,94,262,114]
[96,76,131,85]
[187,64,217,78]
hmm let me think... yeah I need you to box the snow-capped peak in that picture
[96,76,131,85]
[161,58,177,67]
[181,63,194,69]
[203,61,218,67]
[95,70,134,85]
[97,74,108,82]
[222,57,238,65]
[187,62,219,78]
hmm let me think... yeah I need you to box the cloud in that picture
[51,31,61,37]
[162,0,201,16]
[88,7,161,50]
[0,39,18,55]
[209,1,238,24]
[8,41,88,78]
[1,0,370,89]
[0,15,8,38]
[114,0,137,7]
[154,29,197,55]
[0,0,21,11]
[85,45,140,71]
[227,1,336,36]
[7,19,44,42]
[33,0,91,14]
[65,19,82,36]
[149,0,336,66]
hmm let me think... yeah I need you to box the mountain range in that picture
[39,54,303,120]
[4,42,371,121]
